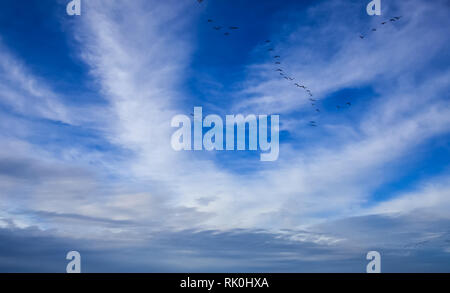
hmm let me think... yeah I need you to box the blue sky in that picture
[0,0,450,272]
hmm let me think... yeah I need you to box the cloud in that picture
[2,210,450,272]
[0,0,449,272]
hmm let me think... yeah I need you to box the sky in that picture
[0,0,449,272]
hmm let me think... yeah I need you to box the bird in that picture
[265,40,271,43]
[390,18,396,22]
[360,35,365,39]
[229,26,239,30]
[346,102,352,106]
[224,32,230,36]
[275,69,283,72]
[207,19,213,23]
[372,28,377,32]
[275,62,281,64]
[268,48,274,51]
[336,105,341,109]
[288,77,294,81]
[197,0,203,3]
[316,109,320,112]
[381,21,387,25]
[309,98,316,102]
[394,16,401,20]
[274,56,280,58]
[214,26,222,30]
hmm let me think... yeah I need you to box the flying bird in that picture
[360,35,365,39]
[275,62,281,64]
[346,102,352,106]
[268,48,274,51]
[214,26,222,30]
[274,56,280,58]
[224,32,230,36]
[265,40,271,43]
[276,69,283,72]
[381,21,387,25]
[229,26,239,30]
[372,28,377,32]
[207,19,213,22]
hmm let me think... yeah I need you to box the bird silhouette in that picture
[360,16,402,39]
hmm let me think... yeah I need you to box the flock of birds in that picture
[196,0,402,127]
[261,39,327,121]
[359,16,402,39]
[206,18,240,36]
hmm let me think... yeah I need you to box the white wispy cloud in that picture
[0,0,449,251]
